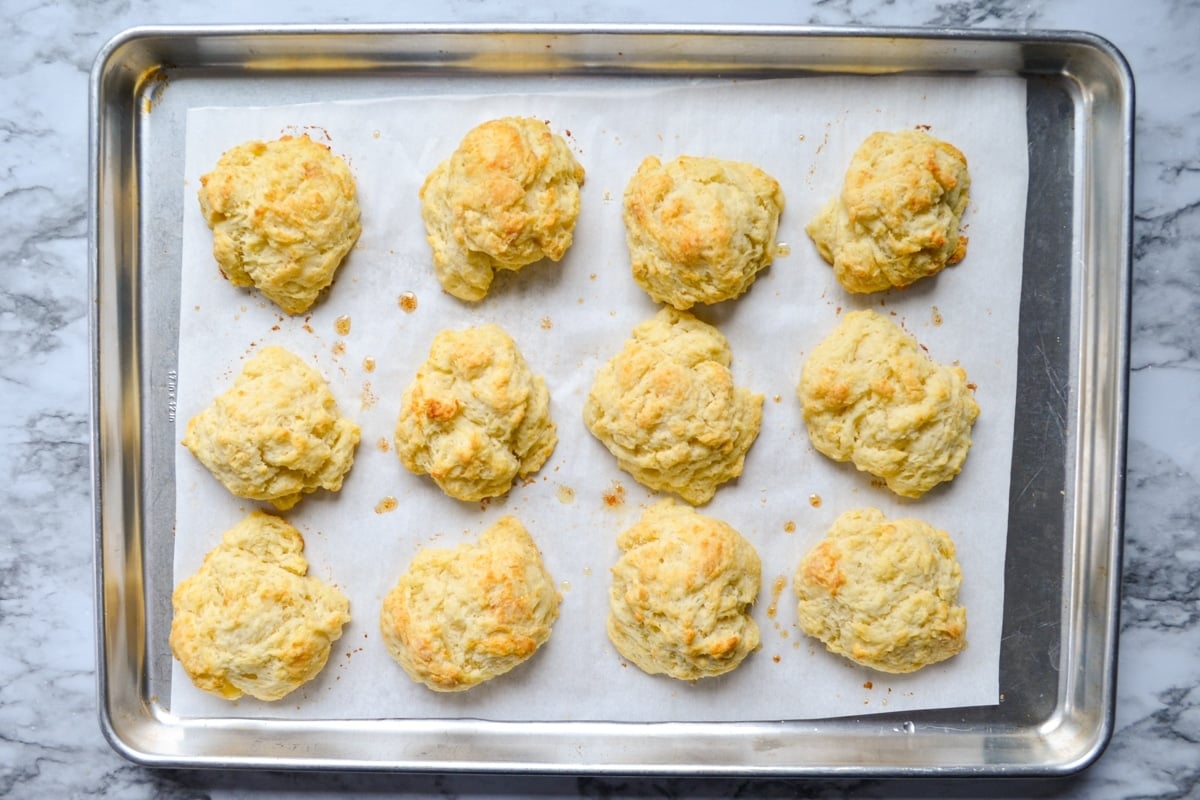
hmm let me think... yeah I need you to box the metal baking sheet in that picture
[89,24,1131,776]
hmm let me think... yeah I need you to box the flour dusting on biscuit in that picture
[806,129,970,293]
[183,345,361,510]
[420,116,585,301]
[198,134,361,314]
[798,309,978,498]
[394,324,556,502]
[623,155,785,309]
[583,307,763,505]
[379,516,559,692]
[169,511,351,701]
[795,507,967,674]
[608,499,761,680]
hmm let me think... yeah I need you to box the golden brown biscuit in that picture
[607,499,761,680]
[794,507,967,673]
[806,129,970,294]
[419,116,585,301]
[623,155,785,309]
[169,511,351,701]
[583,307,763,505]
[198,134,361,314]
[379,516,560,692]
[394,324,556,502]
[183,345,361,510]
[797,310,978,498]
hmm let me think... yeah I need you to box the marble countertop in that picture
[4,0,1197,797]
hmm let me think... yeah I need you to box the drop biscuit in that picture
[394,324,556,502]
[794,507,967,673]
[183,345,361,510]
[198,134,362,314]
[608,499,762,680]
[379,516,559,692]
[583,307,763,505]
[419,116,585,301]
[623,155,785,309]
[806,129,970,294]
[169,511,351,701]
[797,309,978,498]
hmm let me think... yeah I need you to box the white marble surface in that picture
[2,0,1197,797]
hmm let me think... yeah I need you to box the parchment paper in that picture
[172,74,1027,722]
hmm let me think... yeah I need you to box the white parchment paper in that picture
[172,74,1027,722]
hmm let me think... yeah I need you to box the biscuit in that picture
[607,499,761,680]
[583,307,763,505]
[797,310,978,498]
[394,324,557,502]
[169,511,351,701]
[419,116,585,301]
[806,129,970,294]
[623,155,785,309]
[198,134,362,314]
[183,345,361,510]
[794,507,967,673]
[379,516,559,692]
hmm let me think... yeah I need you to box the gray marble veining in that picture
[3,0,1199,797]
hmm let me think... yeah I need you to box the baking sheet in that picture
[170,74,1027,722]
